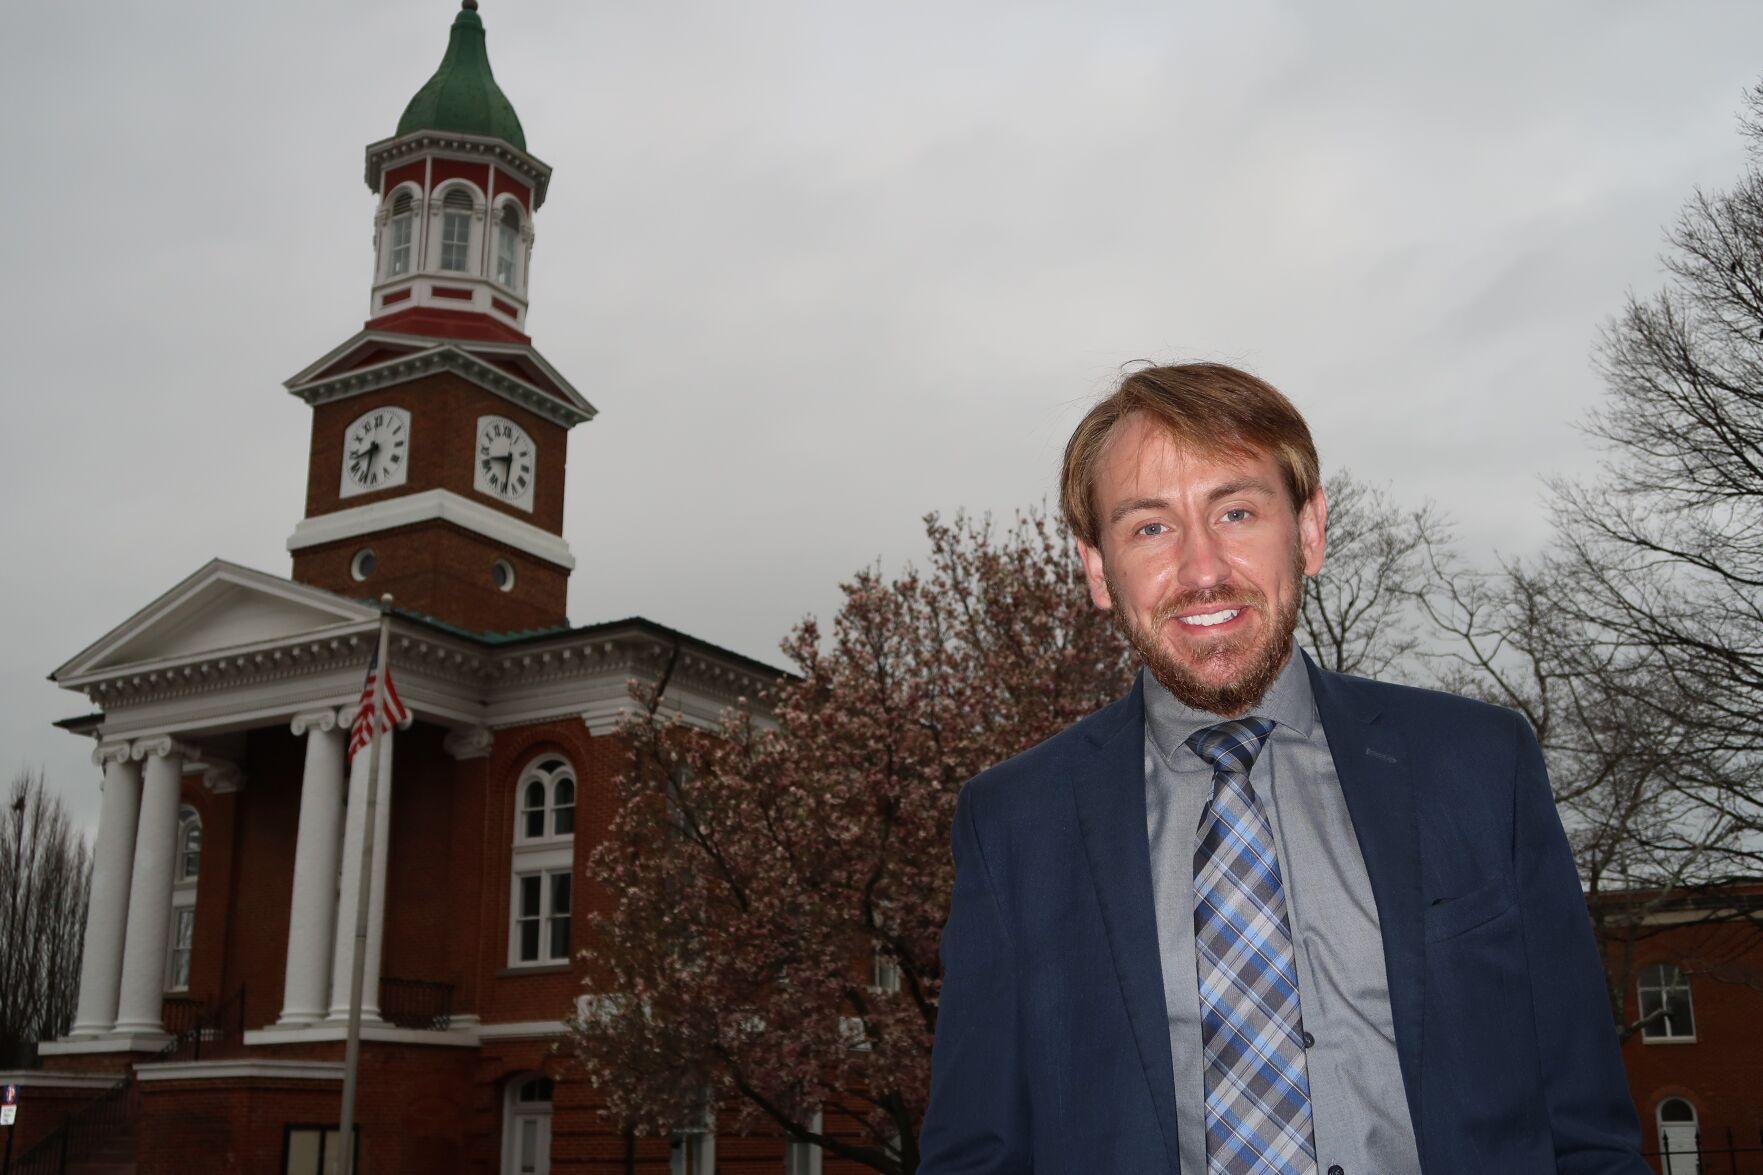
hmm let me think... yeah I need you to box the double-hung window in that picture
[1638,962,1695,1041]
[495,203,522,288]
[385,190,415,277]
[510,758,576,967]
[167,805,201,991]
[439,187,475,272]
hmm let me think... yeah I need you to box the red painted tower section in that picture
[282,0,594,634]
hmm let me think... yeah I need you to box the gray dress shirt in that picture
[1143,645,1422,1175]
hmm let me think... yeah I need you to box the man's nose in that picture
[1176,528,1230,590]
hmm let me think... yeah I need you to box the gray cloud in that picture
[5,0,1762,835]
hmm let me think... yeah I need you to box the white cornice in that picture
[286,342,594,429]
[364,131,552,209]
[475,1020,568,1039]
[136,1059,348,1082]
[0,1070,124,1088]
[240,1024,478,1049]
[287,489,575,570]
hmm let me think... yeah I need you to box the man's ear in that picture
[1076,538,1114,611]
[1298,485,1328,577]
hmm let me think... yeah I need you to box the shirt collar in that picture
[1142,640,1319,769]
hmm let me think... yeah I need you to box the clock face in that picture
[475,414,535,511]
[339,406,411,498]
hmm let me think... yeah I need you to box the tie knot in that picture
[1186,716,1276,774]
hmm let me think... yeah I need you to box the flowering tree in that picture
[570,510,1134,1174]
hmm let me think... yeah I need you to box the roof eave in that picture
[364,130,552,208]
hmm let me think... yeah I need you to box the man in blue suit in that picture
[918,363,1646,1174]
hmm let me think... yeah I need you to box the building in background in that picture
[1603,886,1763,1174]
[0,4,808,1171]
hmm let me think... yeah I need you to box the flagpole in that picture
[338,593,393,1175]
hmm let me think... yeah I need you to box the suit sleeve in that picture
[1509,713,1649,1173]
[917,785,1033,1174]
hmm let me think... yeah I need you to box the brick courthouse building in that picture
[6,4,821,1171]
[11,4,1763,1174]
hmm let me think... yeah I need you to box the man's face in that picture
[1075,413,1326,717]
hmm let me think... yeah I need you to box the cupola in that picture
[360,0,552,341]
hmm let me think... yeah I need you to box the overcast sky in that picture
[5,0,1763,836]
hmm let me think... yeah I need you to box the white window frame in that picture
[177,805,202,883]
[871,948,902,994]
[501,1073,554,1175]
[515,758,575,845]
[433,183,482,274]
[1638,962,1696,1043]
[670,1127,714,1175]
[166,805,200,992]
[493,199,523,290]
[1656,1097,1699,1175]
[509,757,576,968]
[380,184,420,279]
[785,1110,823,1175]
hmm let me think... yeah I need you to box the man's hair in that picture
[1059,362,1320,547]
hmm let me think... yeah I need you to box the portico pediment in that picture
[55,560,377,686]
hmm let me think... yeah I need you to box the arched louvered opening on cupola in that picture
[495,202,523,289]
[439,186,477,273]
[383,189,418,278]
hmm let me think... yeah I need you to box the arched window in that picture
[1638,963,1696,1041]
[502,1073,554,1175]
[385,189,416,277]
[167,806,201,991]
[177,806,202,882]
[495,203,522,288]
[1656,1098,1699,1175]
[510,757,575,967]
[439,187,476,272]
[516,758,575,842]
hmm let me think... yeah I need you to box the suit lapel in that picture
[1069,674,1181,1171]
[1305,654,1427,1151]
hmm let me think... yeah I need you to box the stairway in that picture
[63,1115,136,1174]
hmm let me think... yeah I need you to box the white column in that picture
[276,708,349,1026]
[327,723,395,1022]
[69,742,143,1037]
[112,737,185,1036]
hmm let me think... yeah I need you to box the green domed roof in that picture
[396,1,525,151]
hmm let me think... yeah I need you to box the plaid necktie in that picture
[1188,717,1318,1175]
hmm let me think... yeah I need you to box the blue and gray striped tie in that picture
[1188,717,1318,1175]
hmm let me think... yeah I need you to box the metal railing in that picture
[11,985,244,1174]
[378,976,454,1031]
[1643,1128,1763,1174]
[160,984,248,1063]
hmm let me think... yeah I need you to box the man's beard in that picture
[1103,552,1302,717]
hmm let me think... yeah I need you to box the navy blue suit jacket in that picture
[919,656,1647,1174]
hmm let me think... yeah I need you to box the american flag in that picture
[348,647,409,761]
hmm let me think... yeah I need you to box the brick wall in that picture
[291,519,568,633]
[220,725,304,1029]
[1614,920,1763,1163]
[301,372,568,534]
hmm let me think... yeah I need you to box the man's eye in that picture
[1137,522,1167,537]
[1221,508,1251,523]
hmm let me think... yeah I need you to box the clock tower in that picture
[282,0,594,634]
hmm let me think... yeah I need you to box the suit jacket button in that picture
[1302,1031,1316,1048]
[1327,1166,1345,1175]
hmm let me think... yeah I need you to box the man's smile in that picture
[1173,606,1245,629]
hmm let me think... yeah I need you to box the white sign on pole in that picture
[1,1104,17,1126]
